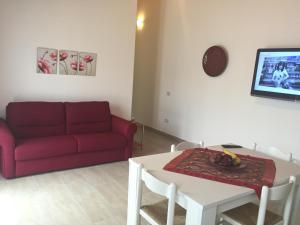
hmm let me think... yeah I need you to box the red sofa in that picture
[0,101,136,178]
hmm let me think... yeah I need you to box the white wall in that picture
[133,0,300,159]
[0,0,137,120]
[132,0,162,124]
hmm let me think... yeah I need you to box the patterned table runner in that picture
[163,148,276,197]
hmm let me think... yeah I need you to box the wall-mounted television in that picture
[251,48,300,101]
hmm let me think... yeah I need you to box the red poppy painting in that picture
[58,50,79,75]
[37,48,97,76]
[78,52,97,76]
[36,47,58,75]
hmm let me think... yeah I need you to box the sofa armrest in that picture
[0,119,16,178]
[111,115,137,159]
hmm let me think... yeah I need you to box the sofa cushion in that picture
[65,101,112,135]
[74,132,127,153]
[6,102,65,139]
[15,135,77,161]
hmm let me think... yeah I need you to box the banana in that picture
[224,149,241,166]
[233,157,241,166]
[223,149,237,159]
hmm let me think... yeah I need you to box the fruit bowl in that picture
[209,153,247,170]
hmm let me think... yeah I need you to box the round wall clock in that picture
[202,46,227,77]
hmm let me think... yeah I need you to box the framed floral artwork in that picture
[58,50,79,75]
[78,52,97,76]
[37,48,97,76]
[36,47,58,74]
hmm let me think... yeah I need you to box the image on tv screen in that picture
[253,51,300,97]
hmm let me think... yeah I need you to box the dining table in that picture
[126,145,300,225]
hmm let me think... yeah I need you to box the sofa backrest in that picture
[6,102,65,139]
[65,101,111,134]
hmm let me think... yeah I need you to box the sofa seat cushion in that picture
[74,132,127,153]
[15,135,77,161]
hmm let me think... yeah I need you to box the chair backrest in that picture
[136,164,177,225]
[253,143,292,162]
[171,141,204,152]
[292,158,300,165]
[257,176,296,225]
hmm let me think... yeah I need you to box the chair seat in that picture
[222,203,282,225]
[140,199,186,225]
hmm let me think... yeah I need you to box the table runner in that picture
[163,148,276,197]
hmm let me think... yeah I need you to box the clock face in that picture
[202,46,227,77]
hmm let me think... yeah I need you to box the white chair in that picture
[136,164,186,225]
[220,176,296,225]
[170,141,204,152]
[292,158,300,165]
[252,143,293,216]
[253,143,292,162]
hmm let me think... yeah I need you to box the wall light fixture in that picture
[136,14,145,31]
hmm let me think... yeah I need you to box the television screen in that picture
[251,48,300,101]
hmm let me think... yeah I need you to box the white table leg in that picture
[127,159,141,225]
[185,198,217,225]
[290,183,300,225]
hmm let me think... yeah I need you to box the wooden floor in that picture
[0,128,180,225]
